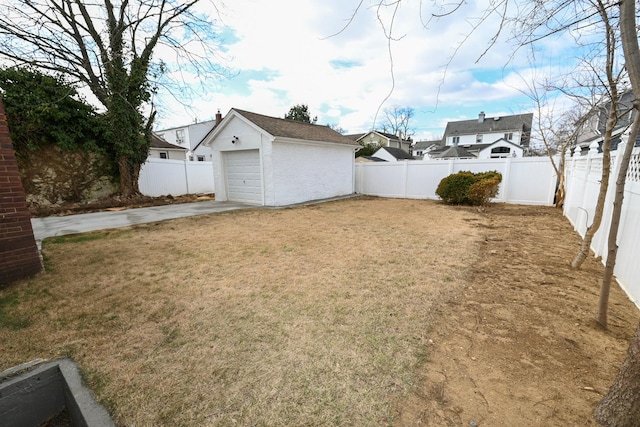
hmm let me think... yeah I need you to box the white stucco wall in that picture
[268,141,356,206]
[209,116,265,203]
[207,113,357,206]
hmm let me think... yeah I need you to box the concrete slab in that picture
[31,200,253,246]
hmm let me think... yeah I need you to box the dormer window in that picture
[176,129,185,144]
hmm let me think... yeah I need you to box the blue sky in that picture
[153,0,578,141]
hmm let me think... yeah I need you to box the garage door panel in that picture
[224,150,262,204]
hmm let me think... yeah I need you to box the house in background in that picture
[156,111,223,161]
[148,133,187,160]
[371,146,415,162]
[202,108,359,206]
[575,90,640,155]
[412,139,444,159]
[348,130,412,152]
[439,111,533,159]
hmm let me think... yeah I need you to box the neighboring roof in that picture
[431,145,476,159]
[358,156,386,162]
[475,139,525,152]
[413,139,444,150]
[380,146,415,160]
[150,133,186,150]
[233,109,359,146]
[345,133,365,141]
[356,130,408,144]
[443,113,533,136]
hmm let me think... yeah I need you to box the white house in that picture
[442,111,533,156]
[156,112,222,161]
[371,146,415,162]
[148,133,187,160]
[412,139,443,159]
[349,130,412,152]
[202,108,360,206]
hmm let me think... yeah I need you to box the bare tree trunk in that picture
[597,114,638,327]
[118,155,141,197]
[572,0,619,269]
[596,0,640,328]
[570,120,614,268]
[594,322,640,426]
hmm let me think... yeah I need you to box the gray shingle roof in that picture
[444,113,533,137]
[431,146,475,159]
[382,146,415,160]
[150,133,186,150]
[233,109,359,146]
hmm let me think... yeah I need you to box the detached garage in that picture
[203,108,359,206]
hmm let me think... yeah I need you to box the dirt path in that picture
[396,204,639,426]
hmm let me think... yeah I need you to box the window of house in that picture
[452,136,460,145]
[476,134,483,143]
[159,151,168,159]
[504,132,513,141]
[197,155,205,162]
[176,129,185,143]
[490,146,511,158]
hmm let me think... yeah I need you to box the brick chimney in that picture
[478,111,485,123]
[215,109,223,126]
[0,98,43,286]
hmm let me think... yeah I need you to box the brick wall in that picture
[0,98,42,286]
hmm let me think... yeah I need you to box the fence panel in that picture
[564,143,640,308]
[355,157,557,205]
[138,158,214,197]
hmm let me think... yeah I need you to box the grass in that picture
[0,197,481,426]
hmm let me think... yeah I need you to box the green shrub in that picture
[436,171,502,206]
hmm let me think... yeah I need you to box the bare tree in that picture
[594,321,640,426]
[351,0,640,421]
[381,105,415,140]
[0,0,225,196]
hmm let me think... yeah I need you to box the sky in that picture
[152,0,580,141]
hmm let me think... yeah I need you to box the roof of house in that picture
[233,109,358,146]
[379,146,415,160]
[150,133,186,150]
[413,139,444,150]
[345,133,365,141]
[431,145,476,159]
[443,113,533,137]
[355,155,387,162]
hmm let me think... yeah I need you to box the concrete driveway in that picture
[30,200,254,246]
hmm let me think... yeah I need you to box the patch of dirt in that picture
[29,193,215,217]
[3,198,638,426]
[396,203,639,426]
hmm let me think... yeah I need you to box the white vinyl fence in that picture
[138,158,215,197]
[564,137,640,308]
[355,156,559,205]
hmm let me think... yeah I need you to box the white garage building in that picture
[202,108,359,206]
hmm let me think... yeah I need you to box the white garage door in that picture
[224,150,262,204]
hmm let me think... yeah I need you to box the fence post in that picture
[183,160,190,195]
[501,156,512,203]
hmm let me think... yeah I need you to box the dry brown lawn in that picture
[1,197,638,426]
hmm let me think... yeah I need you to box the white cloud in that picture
[153,0,582,141]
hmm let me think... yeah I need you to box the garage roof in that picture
[233,109,359,146]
